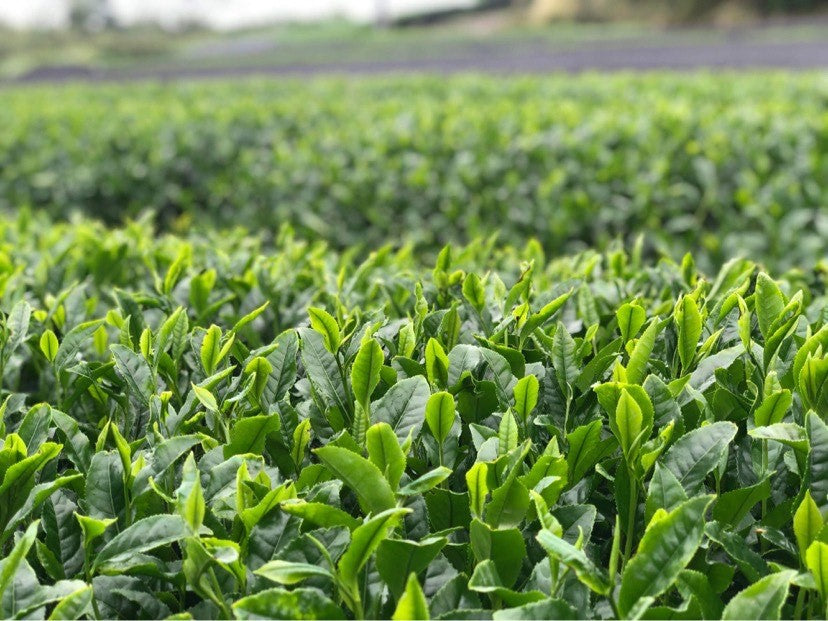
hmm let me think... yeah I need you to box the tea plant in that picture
[0,214,826,618]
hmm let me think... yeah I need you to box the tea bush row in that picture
[0,214,827,618]
[2,73,827,269]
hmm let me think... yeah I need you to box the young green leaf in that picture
[536,528,610,595]
[806,541,828,614]
[794,324,828,389]
[47,585,94,620]
[351,337,384,408]
[279,500,358,531]
[176,453,205,531]
[0,521,39,600]
[794,490,823,562]
[244,356,274,406]
[462,273,486,313]
[425,338,449,388]
[338,507,411,584]
[398,467,452,495]
[754,389,792,427]
[466,462,490,519]
[800,355,828,418]
[596,382,654,460]
[497,411,519,456]
[366,422,406,490]
[39,330,58,362]
[512,374,539,424]
[425,391,456,445]
[308,307,341,353]
[755,272,785,341]
[255,560,334,585]
[674,295,702,373]
[75,513,116,549]
[617,302,646,343]
[614,388,644,459]
[190,383,218,413]
[200,324,222,375]
[392,573,430,620]
[566,420,609,483]
[721,570,796,621]
[626,319,662,385]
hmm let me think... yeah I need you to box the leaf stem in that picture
[91,595,103,620]
[623,465,637,568]
[208,569,232,619]
[760,438,768,521]
[609,592,622,620]
[794,585,806,620]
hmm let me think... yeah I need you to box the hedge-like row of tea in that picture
[2,73,827,269]
[0,213,826,618]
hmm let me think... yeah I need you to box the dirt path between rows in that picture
[13,38,828,83]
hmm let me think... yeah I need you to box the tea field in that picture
[0,73,826,620]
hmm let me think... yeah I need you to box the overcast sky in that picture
[0,0,474,29]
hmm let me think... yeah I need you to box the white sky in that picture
[0,0,476,29]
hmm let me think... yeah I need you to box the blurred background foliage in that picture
[1,74,826,272]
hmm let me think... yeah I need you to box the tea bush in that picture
[2,73,827,269]
[0,213,826,618]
